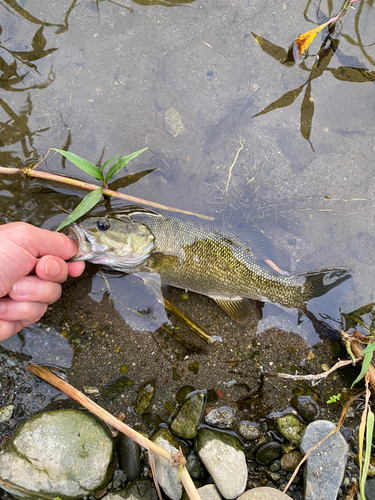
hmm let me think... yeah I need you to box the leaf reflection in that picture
[252,2,375,149]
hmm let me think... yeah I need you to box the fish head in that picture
[68,215,155,270]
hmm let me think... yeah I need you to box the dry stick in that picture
[27,363,200,500]
[282,389,366,495]
[266,358,360,385]
[0,167,214,221]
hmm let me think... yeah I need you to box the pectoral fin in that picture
[214,298,251,324]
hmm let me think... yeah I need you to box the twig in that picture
[266,358,360,385]
[27,363,200,500]
[0,167,214,221]
[225,139,244,197]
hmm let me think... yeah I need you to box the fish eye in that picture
[97,220,110,231]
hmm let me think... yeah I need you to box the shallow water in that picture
[0,0,374,426]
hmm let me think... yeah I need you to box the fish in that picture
[68,206,351,334]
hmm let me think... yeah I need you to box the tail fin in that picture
[298,268,352,338]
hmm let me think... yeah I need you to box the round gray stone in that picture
[0,409,114,500]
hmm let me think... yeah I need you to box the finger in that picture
[67,260,85,277]
[0,320,25,341]
[5,222,79,260]
[0,298,48,324]
[35,256,69,283]
[8,277,62,304]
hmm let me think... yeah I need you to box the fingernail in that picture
[45,259,61,278]
[12,278,34,296]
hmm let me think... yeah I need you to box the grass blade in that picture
[362,409,374,494]
[360,341,375,355]
[52,149,104,181]
[55,188,103,232]
[105,148,148,182]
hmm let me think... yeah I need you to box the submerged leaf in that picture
[327,66,375,83]
[55,188,103,232]
[51,148,104,181]
[253,85,304,117]
[251,33,290,64]
[108,168,157,192]
[293,21,330,60]
[105,147,148,182]
[300,80,315,149]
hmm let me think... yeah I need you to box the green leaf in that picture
[55,188,103,232]
[105,148,148,182]
[51,149,104,181]
[363,410,374,489]
[351,350,374,387]
[360,341,375,355]
[102,155,121,170]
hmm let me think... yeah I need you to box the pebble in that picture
[205,406,236,429]
[280,450,302,471]
[195,427,247,499]
[0,409,114,499]
[255,442,282,465]
[165,107,186,137]
[171,392,205,439]
[117,433,141,481]
[103,477,158,500]
[133,380,156,416]
[291,396,319,421]
[0,404,14,423]
[275,414,306,447]
[237,421,261,440]
[236,487,291,499]
[151,427,187,500]
[300,420,349,500]
[196,484,222,500]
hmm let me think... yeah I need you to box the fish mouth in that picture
[67,224,93,261]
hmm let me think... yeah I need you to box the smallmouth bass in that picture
[68,206,351,330]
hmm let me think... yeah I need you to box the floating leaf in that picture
[55,188,103,232]
[105,147,148,182]
[251,32,292,65]
[51,148,104,181]
[293,21,331,60]
[327,66,375,83]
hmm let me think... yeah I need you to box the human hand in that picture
[0,222,85,341]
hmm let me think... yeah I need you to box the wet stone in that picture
[186,453,207,480]
[255,442,282,465]
[205,406,236,429]
[275,413,306,447]
[176,385,195,404]
[237,421,261,440]
[171,392,205,439]
[133,380,156,416]
[291,396,319,421]
[117,433,141,481]
[151,427,188,500]
[100,376,133,401]
[195,427,247,499]
[0,404,14,423]
[103,478,158,500]
[237,487,291,500]
[0,409,114,500]
[300,420,349,500]
[280,450,302,471]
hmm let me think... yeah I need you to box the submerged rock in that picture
[300,420,349,500]
[0,409,114,500]
[291,396,319,421]
[171,392,205,439]
[275,413,306,447]
[195,427,247,499]
[165,107,186,137]
[237,421,261,441]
